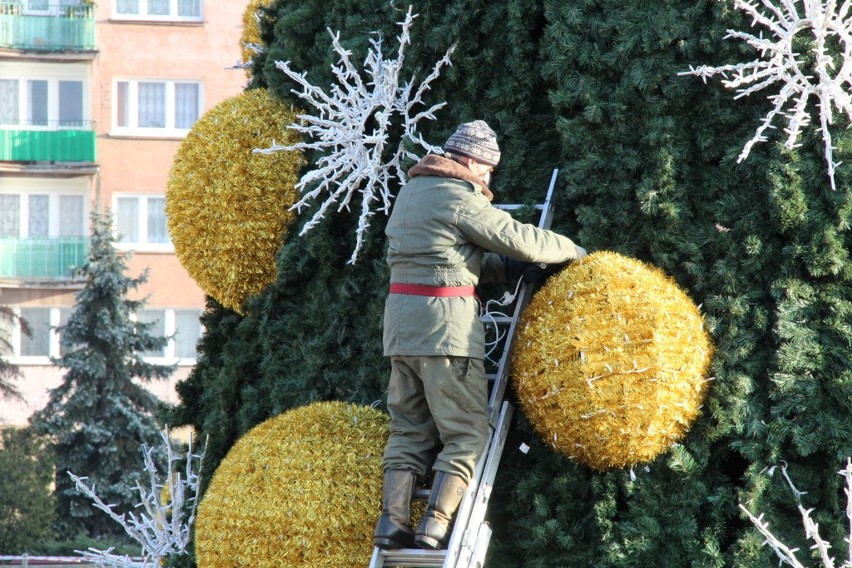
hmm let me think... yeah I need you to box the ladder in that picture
[369,169,560,568]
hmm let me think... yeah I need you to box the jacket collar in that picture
[408,154,494,201]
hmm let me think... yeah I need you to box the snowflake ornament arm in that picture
[680,0,852,190]
[255,6,453,263]
[69,431,206,568]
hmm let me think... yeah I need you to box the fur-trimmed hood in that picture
[408,154,494,201]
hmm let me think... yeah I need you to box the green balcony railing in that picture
[0,236,89,279]
[0,2,94,51]
[0,123,96,162]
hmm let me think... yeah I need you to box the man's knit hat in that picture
[444,120,501,166]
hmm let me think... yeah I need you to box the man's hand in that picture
[502,256,568,285]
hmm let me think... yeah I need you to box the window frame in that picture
[111,0,203,24]
[112,193,173,252]
[111,78,203,137]
[0,63,90,130]
[3,306,202,365]
[0,179,89,238]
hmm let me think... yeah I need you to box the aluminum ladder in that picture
[369,169,559,568]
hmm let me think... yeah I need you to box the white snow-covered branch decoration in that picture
[254,6,454,263]
[68,431,206,568]
[738,459,852,567]
[680,0,852,190]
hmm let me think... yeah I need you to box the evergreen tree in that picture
[167,0,852,566]
[30,209,173,539]
[0,427,56,553]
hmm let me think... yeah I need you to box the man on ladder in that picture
[375,120,587,551]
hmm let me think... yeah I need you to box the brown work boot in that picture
[414,471,467,549]
[373,469,417,549]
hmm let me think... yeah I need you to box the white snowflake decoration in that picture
[255,6,454,263]
[681,0,852,190]
[69,431,205,568]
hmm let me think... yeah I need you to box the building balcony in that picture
[0,121,96,162]
[0,236,88,279]
[0,2,95,52]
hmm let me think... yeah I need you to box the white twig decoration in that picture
[680,0,852,190]
[738,458,852,567]
[68,431,206,568]
[255,6,454,263]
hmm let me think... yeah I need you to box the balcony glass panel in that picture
[0,236,88,279]
[0,2,96,51]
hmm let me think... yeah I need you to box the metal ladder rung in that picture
[372,548,447,567]
[484,315,513,325]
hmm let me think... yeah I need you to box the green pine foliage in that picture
[165,0,852,566]
[29,209,174,539]
[0,427,56,553]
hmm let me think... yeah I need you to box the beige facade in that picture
[0,0,249,424]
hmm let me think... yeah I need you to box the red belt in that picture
[389,283,475,297]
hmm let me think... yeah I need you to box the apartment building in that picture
[0,0,248,424]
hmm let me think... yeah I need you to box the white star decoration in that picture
[681,0,852,190]
[255,7,453,263]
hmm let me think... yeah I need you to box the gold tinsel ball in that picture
[195,401,389,568]
[166,89,304,313]
[239,0,272,77]
[511,251,714,471]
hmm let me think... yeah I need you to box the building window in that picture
[113,79,201,136]
[21,0,84,16]
[0,191,86,238]
[113,0,202,22]
[2,307,202,363]
[19,307,51,357]
[0,78,85,128]
[115,195,171,250]
[134,308,202,362]
[136,309,166,358]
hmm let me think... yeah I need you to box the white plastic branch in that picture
[680,0,852,190]
[739,459,852,568]
[68,431,206,568]
[254,6,454,263]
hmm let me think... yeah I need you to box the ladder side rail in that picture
[453,402,514,568]
[486,168,558,421]
[538,168,559,231]
[451,168,559,565]
[464,523,494,568]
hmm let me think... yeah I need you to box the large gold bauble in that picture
[195,401,389,567]
[166,89,304,313]
[511,251,714,470]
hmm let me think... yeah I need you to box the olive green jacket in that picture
[383,155,585,358]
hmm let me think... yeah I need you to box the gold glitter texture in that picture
[240,0,271,77]
[166,89,304,313]
[511,251,714,470]
[195,401,389,568]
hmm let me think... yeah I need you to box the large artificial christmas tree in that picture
[165,0,852,565]
[30,209,173,539]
